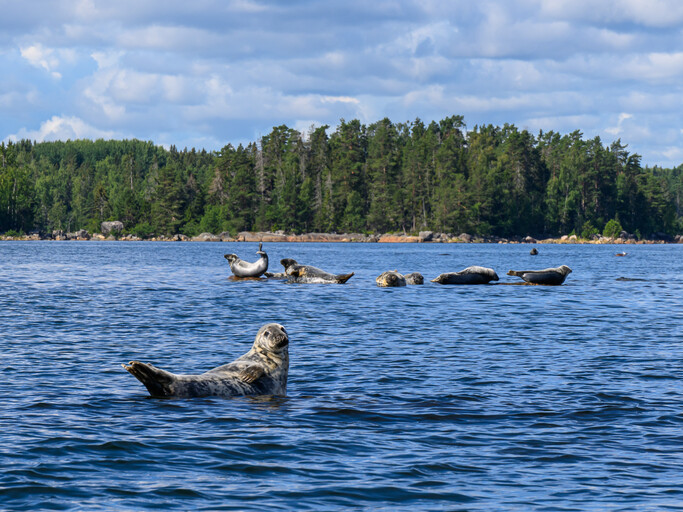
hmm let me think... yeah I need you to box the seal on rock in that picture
[431,266,499,284]
[122,323,289,398]
[280,258,354,284]
[507,265,572,285]
[224,242,268,278]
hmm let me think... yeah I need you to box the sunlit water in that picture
[1,241,682,511]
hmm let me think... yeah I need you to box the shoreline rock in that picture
[1,230,681,244]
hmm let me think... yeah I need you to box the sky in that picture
[1,0,682,167]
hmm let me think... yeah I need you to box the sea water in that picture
[1,241,682,511]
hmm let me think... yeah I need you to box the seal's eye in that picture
[263,331,270,338]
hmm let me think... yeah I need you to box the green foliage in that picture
[603,218,623,239]
[0,124,680,239]
[580,221,599,239]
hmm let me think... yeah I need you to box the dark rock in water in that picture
[530,247,538,255]
[616,276,647,282]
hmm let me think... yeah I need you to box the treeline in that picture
[1,116,681,238]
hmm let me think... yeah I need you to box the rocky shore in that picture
[1,228,681,244]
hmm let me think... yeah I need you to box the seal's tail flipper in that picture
[122,361,174,397]
[336,272,354,284]
[507,270,526,277]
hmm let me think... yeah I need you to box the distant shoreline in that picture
[2,230,681,244]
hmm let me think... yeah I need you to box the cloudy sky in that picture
[1,0,682,167]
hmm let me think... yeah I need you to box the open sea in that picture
[1,240,682,511]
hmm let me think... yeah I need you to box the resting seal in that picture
[404,272,424,285]
[530,248,538,255]
[376,271,406,287]
[224,242,268,278]
[507,265,572,285]
[376,271,424,287]
[122,323,289,398]
[280,258,354,284]
[431,266,499,284]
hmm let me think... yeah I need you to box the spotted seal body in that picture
[376,271,407,287]
[431,266,499,284]
[224,242,269,278]
[122,323,289,398]
[280,258,354,284]
[507,265,572,285]
[376,271,424,287]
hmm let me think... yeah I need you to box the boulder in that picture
[192,232,220,242]
[67,229,90,240]
[458,233,473,242]
[418,231,434,242]
[101,221,124,235]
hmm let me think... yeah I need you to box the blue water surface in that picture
[1,241,682,511]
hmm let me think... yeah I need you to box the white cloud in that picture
[20,43,62,79]
[605,112,633,135]
[7,115,119,142]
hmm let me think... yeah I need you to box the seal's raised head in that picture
[557,265,572,276]
[224,253,238,263]
[254,323,289,353]
[280,258,298,270]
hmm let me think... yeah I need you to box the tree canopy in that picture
[1,117,681,238]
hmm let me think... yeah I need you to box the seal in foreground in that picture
[224,242,269,277]
[122,323,289,397]
[280,258,354,284]
[431,266,499,284]
[507,265,572,285]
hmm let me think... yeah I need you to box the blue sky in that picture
[1,0,682,167]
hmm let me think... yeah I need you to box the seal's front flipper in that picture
[238,365,266,384]
[122,361,174,397]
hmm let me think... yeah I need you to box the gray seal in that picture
[376,271,406,287]
[507,265,572,285]
[431,266,499,284]
[280,258,354,284]
[122,323,289,398]
[404,272,424,285]
[224,242,268,277]
[530,247,538,255]
[376,271,424,287]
